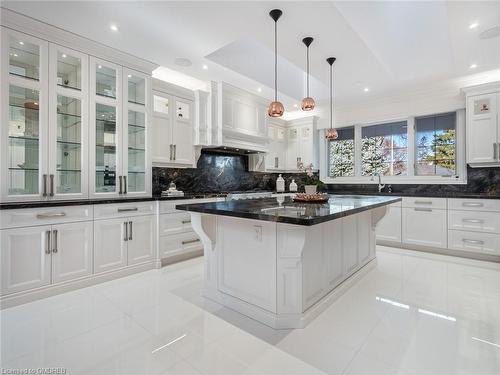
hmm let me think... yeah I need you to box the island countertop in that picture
[176,195,402,226]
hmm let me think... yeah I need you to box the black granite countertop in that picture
[176,195,402,226]
[0,194,227,210]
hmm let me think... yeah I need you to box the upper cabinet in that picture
[1,11,156,202]
[151,79,195,167]
[285,117,318,171]
[463,82,500,168]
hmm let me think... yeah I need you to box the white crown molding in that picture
[1,7,158,74]
[152,78,195,100]
[461,81,500,97]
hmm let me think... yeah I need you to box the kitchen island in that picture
[176,195,400,329]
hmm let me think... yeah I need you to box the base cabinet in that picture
[0,226,52,295]
[94,218,128,273]
[402,207,447,248]
[127,215,154,265]
[51,222,93,284]
[376,204,402,242]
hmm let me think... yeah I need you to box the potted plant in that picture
[301,163,322,194]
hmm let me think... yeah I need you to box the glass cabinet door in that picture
[48,45,88,199]
[123,70,149,195]
[95,103,118,193]
[7,86,41,195]
[2,29,48,201]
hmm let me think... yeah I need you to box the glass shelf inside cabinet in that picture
[95,103,117,192]
[57,52,81,90]
[96,64,116,99]
[9,35,40,81]
[128,110,146,192]
[127,74,145,105]
[57,95,82,193]
[8,85,40,195]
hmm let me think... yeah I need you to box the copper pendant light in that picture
[268,9,284,117]
[301,37,315,111]
[325,57,338,140]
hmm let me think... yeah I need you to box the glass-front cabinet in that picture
[1,28,151,202]
[48,44,88,199]
[89,60,150,198]
[1,28,48,201]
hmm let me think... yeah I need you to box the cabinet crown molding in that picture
[462,81,500,97]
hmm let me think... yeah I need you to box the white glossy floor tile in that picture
[2,246,500,375]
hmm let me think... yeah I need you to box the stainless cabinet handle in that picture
[123,176,127,194]
[128,221,133,241]
[117,207,138,212]
[119,176,123,194]
[45,230,51,254]
[174,145,176,160]
[414,208,432,212]
[462,218,484,224]
[182,220,191,224]
[415,200,433,205]
[462,239,484,245]
[124,221,128,241]
[49,174,54,197]
[169,144,173,160]
[494,143,498,160]
[37,212,66,219]
[462,202,483,207]
[275,157,278,168]
[182,238,200,245]
[42,174,48,197]
[52,229,58,253]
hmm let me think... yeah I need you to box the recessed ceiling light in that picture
[98,65,102,69]
[293,104,298,108]
[257,87,262,93]
[174,57,192,67]
[18,41,24,45]
[364,87,370,92]
[202,64,208,70]
[470,63,478,69]
[469,22,479,29]
[127,74,132,78]
[110,24,119,32]
[61,54,67,58]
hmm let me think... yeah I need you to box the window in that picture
[320,110,465,184]
[415,112,456,176]
[361,121,408,176]
[328,127,354,177]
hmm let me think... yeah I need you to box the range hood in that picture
[201,146,263,156]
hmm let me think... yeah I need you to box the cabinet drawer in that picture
[448,210,500,234]
[402,197,447,209]
[448,199,500,212]
[159,231,202,258]
[0,205,93,229]
[93,202,155,219]
[402,207,447,248]
[448,230,500,256]
[159,212,192,236]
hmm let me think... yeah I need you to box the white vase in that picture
[304,185,317,194]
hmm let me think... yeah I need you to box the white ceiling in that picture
[3,0,500,110]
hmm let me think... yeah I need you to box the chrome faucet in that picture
[373,173,385,193]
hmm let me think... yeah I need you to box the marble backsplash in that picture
[152,151,499,196]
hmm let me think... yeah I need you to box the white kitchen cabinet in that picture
[265,124,286,170]
[402,207,447,248]
[342,215,359,274]
[448,230,500,256]
[0,225,52,295]
[94,217,128,273]
[152,79,195,167]
[159,231,201,258]
[376,203,402,242]
[127,214,154,265]
[285,117,318,170]
[50,221,93,283]
[463,83,500,167]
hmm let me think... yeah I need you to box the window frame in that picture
[319,109,467,185]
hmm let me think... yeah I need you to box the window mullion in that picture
[354,124,362,177]
[407,117,415,177]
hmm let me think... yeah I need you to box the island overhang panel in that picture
[176,195,401,329]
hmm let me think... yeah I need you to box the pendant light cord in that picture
[330,64,333,129]
[274,20,278,102]
[306,46,310,97]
